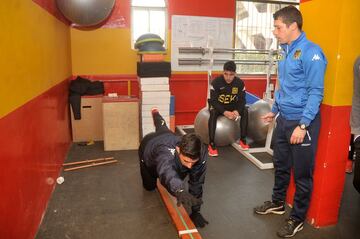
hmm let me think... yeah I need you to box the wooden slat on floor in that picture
[157,181,202,239]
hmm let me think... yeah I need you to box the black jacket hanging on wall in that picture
[69,76,104,120]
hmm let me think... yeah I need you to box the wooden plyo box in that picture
[70,96,103,142]
[103,96,140,151]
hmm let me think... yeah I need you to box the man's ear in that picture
[289,22,298,31]
[176,146,180,154]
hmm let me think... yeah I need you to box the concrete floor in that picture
[36,142,360,239]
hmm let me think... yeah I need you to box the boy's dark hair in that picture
[223,61,236,72]
[273,5,303,31]
[179,133,201,160]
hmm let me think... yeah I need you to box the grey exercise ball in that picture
[56,0,115,27]
[194,107,240,146]
[247,99,271,144]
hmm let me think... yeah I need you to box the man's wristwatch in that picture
[299,123,307,130]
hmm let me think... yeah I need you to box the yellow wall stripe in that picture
[301,0,360,106]
[71,28,138,75]
[0,1,72,118]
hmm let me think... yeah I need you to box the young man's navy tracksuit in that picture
[138,112,208,213]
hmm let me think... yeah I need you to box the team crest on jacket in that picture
[293,49,302,59]
[277,51,284,61]
[232,87,238,94]
[168,148,175,155]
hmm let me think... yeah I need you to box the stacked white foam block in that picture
[140,77,171,137]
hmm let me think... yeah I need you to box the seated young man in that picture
[138,109,209,228]
[208,61,249,157]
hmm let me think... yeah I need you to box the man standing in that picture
[254,6,327,238]
[138,109,209,228]
[208,61,249,157]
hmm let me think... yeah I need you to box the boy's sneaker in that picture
[151,107,159,115]
[239,140,250,150]
[208,145,218,157]
[254,201,285,215]
[277,218,304,238]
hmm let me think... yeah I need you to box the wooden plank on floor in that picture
[156,180,202,239]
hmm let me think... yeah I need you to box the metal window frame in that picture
[131,0,166,7]
[130,4,168,49]
[235,0,299,74]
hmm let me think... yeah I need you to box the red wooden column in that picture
[285,0,360,227]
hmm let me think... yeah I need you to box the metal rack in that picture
[178,47,275,55]
[176,46,278,170]
[178,58,274,66]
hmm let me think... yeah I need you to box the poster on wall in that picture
[171,15,233,72]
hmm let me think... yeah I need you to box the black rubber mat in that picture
[36,142,360,239]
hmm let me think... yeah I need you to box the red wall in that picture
[75,74,139,97]
[75,73,271,126]
[169,0,236,22]
[39,0,266,125]
[170,74,272,125]
[33,0,131,28]
[36,0,235,26]
[0,80,71,239]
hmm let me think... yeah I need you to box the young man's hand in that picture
[290,126,306,144]
[175,190,203,208]
[261,112,275,123]
[224,111,236,120]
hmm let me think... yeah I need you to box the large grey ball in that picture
[194,107,240,146]
[56,0,115,27]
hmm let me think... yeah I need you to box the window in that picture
[235,0,299,74]
[131,0,167,48]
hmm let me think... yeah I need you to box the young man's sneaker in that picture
[151,107,159,115]
[277,218,304,238]
[239,140,250,150]
[208,145,218,157]
[254,201,285,215]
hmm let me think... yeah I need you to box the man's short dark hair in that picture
[223,61,236,72]
[179,133,201,160]
[273,5,303,31]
